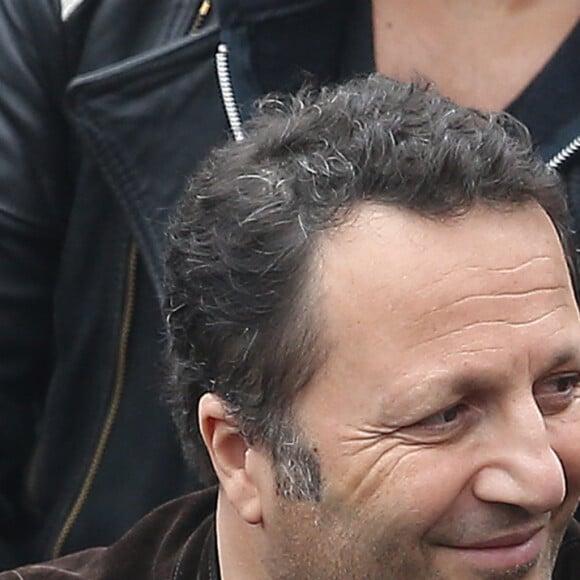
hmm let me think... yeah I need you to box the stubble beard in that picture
[262,496,441,580]
[261,496,567,580]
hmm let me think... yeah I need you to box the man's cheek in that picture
[548,413,580,497]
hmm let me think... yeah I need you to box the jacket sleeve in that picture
[0,0,72,564]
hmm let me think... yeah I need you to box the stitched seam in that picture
[172,538,190,579]
[64,115,162,296]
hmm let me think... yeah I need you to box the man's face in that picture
[259,203,580,579]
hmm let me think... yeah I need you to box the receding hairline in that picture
[297,196,572,388]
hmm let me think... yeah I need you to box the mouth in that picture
[446,526,547,571]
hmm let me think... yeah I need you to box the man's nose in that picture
[472,400,566,514]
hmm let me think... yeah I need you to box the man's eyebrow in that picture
[545,347,580,371]
[415,348,580,394]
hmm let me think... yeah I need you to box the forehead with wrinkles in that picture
[315,202,577,368]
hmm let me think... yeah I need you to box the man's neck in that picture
[216,492,268,580]
[371,0,580,110]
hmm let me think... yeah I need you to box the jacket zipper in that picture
[216,43,245,142]
[547,135,580,170]
[51,242,138,558]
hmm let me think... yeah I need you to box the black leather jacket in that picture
[0,0,227,568]
[0,0,579,569]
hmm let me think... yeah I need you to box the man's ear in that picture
[198,393,264,525]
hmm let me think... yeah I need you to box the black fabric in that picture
[217,0,329,28]
[248,0,347,95]
[338,0,374,80]
[508,20,580,152]
[220,0,349,121]
[505,21,580,250]
[554,520,580,579]
[0,0,226,568]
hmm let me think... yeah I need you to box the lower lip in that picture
[450,528,546,571]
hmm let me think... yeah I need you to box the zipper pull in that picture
[190,0,212,34]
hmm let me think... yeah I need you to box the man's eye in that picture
[413,403,468,431]
[534,373,580,415]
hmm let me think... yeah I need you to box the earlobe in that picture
[198,393,264,525]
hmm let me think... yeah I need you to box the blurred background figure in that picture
[0,0,578,569]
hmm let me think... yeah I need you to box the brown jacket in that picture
[2,486,580,579]
[0,487,219,580]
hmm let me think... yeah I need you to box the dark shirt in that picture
[508,19,580,154]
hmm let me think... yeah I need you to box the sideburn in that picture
[269,417,323,502]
